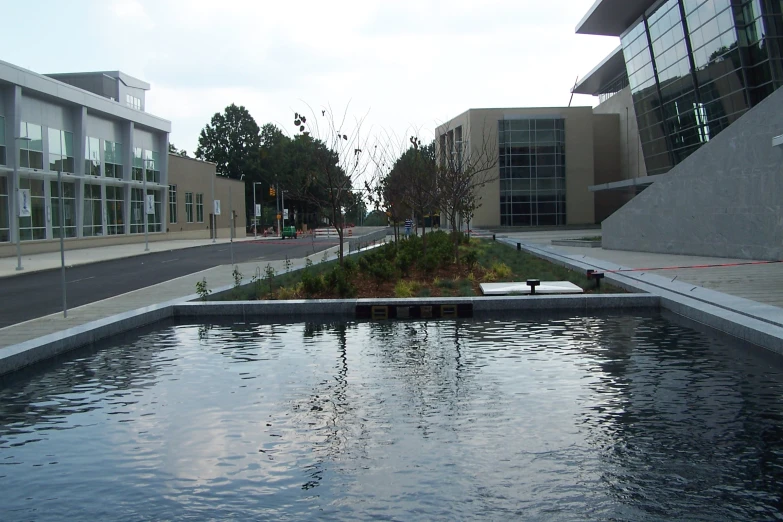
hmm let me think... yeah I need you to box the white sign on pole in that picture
[18,189,31,217]
[283,209,289,220]
[255,204,261,217]
[146,194,156,215]
[214,200,221,216]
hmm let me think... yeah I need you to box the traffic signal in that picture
[269,187,276,197]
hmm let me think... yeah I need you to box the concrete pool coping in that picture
[499,238,783,355]
[0,294,658,377]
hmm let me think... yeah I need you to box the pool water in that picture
[2,313,783,520]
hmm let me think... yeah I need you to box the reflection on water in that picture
[1,313,783,520]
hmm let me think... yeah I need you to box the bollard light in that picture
[591,272,605,289]
[517,242,521,251]
[526,279,540,295]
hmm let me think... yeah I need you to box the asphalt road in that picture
[0,237,338,328]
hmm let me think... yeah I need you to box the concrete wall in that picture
[436,107,598,228]
[167,154,245,240]
[602,84,783,261]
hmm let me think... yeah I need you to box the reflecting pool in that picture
[1,313,783,520]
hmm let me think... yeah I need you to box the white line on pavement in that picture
[67,276,95,284]
[161,258,180,264]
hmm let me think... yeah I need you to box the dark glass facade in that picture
[498,118,566,226]
[623,0,783,176]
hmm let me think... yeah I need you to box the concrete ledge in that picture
[174,294,659,318]
[551,240,602,248]
[0,298,183,377]
[501,238,783,355]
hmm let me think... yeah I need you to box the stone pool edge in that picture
[0,294,657,377]
[499,239,783,356]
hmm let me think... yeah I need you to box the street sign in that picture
[18,189,31,217]
[146,194,155,215]
[214,200,221,216]
[255,204,261,217]
[276,213,281,220]
[283,209,289,220]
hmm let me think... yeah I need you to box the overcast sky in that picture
[4,0,618,154]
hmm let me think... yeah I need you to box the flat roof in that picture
[573,46,626,95]
[0,60,170,132]
[589,173,667,192]
[576,0,656,37]
[46,71,151,91]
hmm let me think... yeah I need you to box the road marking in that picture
[67,276,95,284]
[161,258,180,264]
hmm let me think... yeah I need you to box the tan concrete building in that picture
[167,154,245,241]
[436,107,621,228]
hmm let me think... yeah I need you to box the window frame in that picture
[169,185,177,224]
[185,192,194,223]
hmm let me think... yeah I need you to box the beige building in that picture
[436,107,622,228]
[167,154,245,241]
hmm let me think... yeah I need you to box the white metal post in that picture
[13,136,31,271]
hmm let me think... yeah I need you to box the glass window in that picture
[106,185,125,235]
[133,147,143,182]
[19,122,44,170]
[130,188,144,233]
[185,192,193,223]
[0,176,8,242]
[18,177,46,240]
[85,137,101,176]
[51,180,77,238]
[48,128,74,173]
[104,141,123,179]
[83,183,103,237]
[0,116,5,166]
[498,118,566,227]
[145,150,161,183]
[169,185,177,224]
[196,193,204,223]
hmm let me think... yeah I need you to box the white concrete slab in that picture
[480,281,584,295]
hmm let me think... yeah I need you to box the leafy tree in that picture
[195,103,260,181]
[168,143,188,156]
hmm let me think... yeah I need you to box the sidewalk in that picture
[0,235,273,278]
[501,229,783,320]
[0,244,343,350]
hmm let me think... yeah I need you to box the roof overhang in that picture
[573,46,626,95]
[589,174,667,192]
[576,0,656,37]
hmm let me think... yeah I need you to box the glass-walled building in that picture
[0,60,171,252]
[576,0,783,177]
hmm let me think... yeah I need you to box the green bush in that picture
[301,268,325,295]
[325,266,356,298]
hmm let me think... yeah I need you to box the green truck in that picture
[281,226,298,239]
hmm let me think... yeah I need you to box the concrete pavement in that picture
[498,229,783,310]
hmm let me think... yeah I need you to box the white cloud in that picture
[6,0,620,154]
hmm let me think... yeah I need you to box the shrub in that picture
[325,266,356,298]
[196,278,211,301]
[463,249,479,269]
[277,284,302,300]
[301,269,325,296]
[416,287,432,298]
[491,262,513,280]
[394,280,419,298]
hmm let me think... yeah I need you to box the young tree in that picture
[195,103,260,181]
[290,105,371,264]
[436,120,498,262]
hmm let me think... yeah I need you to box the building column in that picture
[123,121,133,235]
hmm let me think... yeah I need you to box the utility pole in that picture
[142,156,149,252]
[276,182,281,237]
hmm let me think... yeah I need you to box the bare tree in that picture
[291,104,371,264]
[435,118,498,261]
